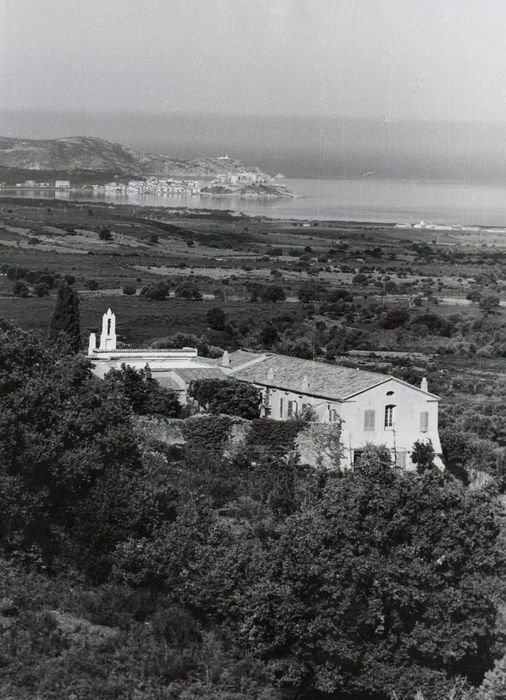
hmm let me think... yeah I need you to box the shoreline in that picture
[2,194,506,233]
[4,176,506,228]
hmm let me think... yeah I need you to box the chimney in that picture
[221,350,230,367]
[302,374,310,391]
[421,377,428,392]
[267,367,275,383]
[88,332,96,356]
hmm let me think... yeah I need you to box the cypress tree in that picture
[48,281,81,352]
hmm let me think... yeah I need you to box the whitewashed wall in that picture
[258,377,441,470]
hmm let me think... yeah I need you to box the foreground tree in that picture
[0,322,168,574]
[239,446,501,698]
[48,281,81,351]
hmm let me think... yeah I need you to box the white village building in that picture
[88,309,442,470]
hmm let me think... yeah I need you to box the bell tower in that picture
[99,308,117,351]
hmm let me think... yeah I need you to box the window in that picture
[384,404,395,429]
[287,400,297,418]
[331,409,339,423]
[264,389,271,407]
[364,409,375,431]
[420,411,429,433]
[279,398,284,418]
[353,450,363,466]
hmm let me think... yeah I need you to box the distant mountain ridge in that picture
[0,136,267,178]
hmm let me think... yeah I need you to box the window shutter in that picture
[420,411,429,433]
[280,398,284,418]
[364,409,375,431]
[396,451,406,468]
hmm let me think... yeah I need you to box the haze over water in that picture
[4,2,506,226]
[6,176,506,227]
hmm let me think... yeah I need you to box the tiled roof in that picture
[230,353,391,401]
[156,376,185,391]
[171,367,228,383]
[206,350,265,370]
[226,350,265,369]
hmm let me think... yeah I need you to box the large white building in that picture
[88,310,442,470]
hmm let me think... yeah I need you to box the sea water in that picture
[4,177,506,226]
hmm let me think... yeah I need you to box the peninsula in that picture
[0,136,295,198]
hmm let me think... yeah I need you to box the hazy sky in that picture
[1,0,506,121]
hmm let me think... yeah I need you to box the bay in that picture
[3,177,506,226]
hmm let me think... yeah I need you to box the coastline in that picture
[3,175,506,227]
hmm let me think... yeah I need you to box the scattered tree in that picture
[34,281,50,297]
[261,284,286,303]
[206,306,226,331]
[13,280,29,298]
[175,280,202,300]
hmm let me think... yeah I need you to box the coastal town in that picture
[0,164,293,198]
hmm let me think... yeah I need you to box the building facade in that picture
[88,310,442,470]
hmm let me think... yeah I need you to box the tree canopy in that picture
[236,446,501,697]
[103,363,181,417]
[0,322,170,575]
[188,378,262,419]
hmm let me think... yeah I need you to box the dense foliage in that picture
[103,363,181,417]
[188,377,262,419]
[0,323,176,577]
[235,447,500,697]
[1,320,505,699]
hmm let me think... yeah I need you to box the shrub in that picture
[34,282,50,297]
[84,279,99,290]
[122,284,137,296]
[298,280,328,303]
[380,308,410,329]
[99,227,113,241]
[13,280,29,297]
[141,281,170,300]
[261,285,286,303]
[174,280,202,300]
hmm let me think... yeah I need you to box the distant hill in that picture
[0,136,268,179]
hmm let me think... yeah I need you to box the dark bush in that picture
[13,280,29,297]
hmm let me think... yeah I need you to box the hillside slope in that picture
[0,136,267,178]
